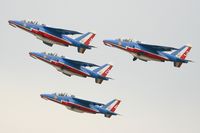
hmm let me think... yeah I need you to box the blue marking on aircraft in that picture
[8,20,96,53]
[40,93,121,118]
[29,52,113,84]
[103,39,192,67]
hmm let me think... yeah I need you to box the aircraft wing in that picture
[138,42,178,51]
[62,58,99,67]
[73,97,105,107]
[43,26,82,35]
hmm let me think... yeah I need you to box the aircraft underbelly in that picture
[35,35,63,45]
[131,52,164,62]
[55,66,86,77]
[66,106,85,113]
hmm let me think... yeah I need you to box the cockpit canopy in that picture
[41,52,60,57]
[116,38,141,43]
[21,20,46,26]
[41,52,66,59]
[53,93,75,97]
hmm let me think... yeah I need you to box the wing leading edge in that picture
[73,97,105,107]
[62,58,99,67]
[138,42,178,51]
[43,26,82,35]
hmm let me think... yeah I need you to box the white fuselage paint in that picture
[65,106,85,113]
[105,42,166,62]
[130,52,163,62]
[55,66,86,77]
[35,35,64,46]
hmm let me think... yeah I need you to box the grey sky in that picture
[1,0,200,133]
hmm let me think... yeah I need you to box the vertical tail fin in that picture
[171,45,192,68]
[103,99,121,118]
[171,45,192,60]
[75,32,96,53]
[75,32,96,46]
[104,99,121,112]
[93,64,113,84]
[93,64,113,77]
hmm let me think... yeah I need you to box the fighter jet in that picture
[103,39,192,67]
[41,93,121,118]
[8,20,96,53]
[29,52,113,84]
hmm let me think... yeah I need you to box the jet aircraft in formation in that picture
[103,39,192,67]
[8,20,96,53]
[8,19,194,118]
[29,52,113,84]
[41,93,121,118]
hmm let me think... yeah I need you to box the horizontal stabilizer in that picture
[174,59,193,68]
[77,44,96,54]
[174,62,182,68]
[78,48,86,54]
[95,78,103,84]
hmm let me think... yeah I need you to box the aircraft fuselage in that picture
[104,40,169,62]
[9,20,72,47]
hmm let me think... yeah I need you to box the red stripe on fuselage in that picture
[50,61,89,77]
[15,24,32,33]
[61,101,98,114]
[31,29,71,46]
[14,23,71,46]
[43,96,98,114]
[126,47,168,61]
[105,42,168,61]
[30,53,51,65]
[31,54,89,77]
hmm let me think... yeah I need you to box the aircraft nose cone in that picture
[8,20,17,27]
[29,52,34,55]
[40,94,47,98]
[8,20,14,24]
[103,39,109,43]
[103,39,114,47]
[29,52,38,59]
[40,94,49,100]
[40,94,44,98]
[29,52,34,57]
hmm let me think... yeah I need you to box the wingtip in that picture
[189,60,194,63]
[115,98,121,102]
[77,31,83,34]
[108,62,114,66]
[90,45,97,48]
[117,113,123,116]
[109,77,114,80]
[88,31,96,35]
[187,44,192,48]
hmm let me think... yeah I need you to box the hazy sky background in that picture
[1,0,200,133]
